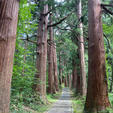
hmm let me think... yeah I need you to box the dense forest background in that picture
[0,0,113,113]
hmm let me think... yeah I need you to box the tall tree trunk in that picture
[76,75,81,94]
[68,74,72,89]
[0,0,19,112]
[34,0,48,102]
[72,59,77,89]
[84,0,110,112]
[47,13,55,94]
[59,52,62,85]
[65,75,68,87]
[53,44,59,91]
[76,52,81,94]
[77,0,86,96]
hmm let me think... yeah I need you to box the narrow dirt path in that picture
[47,88,73,113]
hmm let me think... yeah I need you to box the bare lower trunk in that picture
[34,1,48,102]
[53,44,59,91]
[68,74,72,89]
[76,52,81,94]
[47,13,54,94]
[77,0,86,96]
[59,52,62,85]
[76,75,81,94]
[0,0,19,112]
[65,75,68,87]
[84,0,110,112]
[72,59,77,89]
[47,44,54,93]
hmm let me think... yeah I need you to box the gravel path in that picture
[47,88,73,113]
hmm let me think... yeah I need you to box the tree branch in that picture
[56,26,72,31]
[21,34,57,48]
[21,35,37,45]
[101,4,113,7]
[103,33,113,54]
[42,4,62,16]
[47,39,56,48]
[103,33,111,49]
[101,4,113,15]
[47,12,72,28]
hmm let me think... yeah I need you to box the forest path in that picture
[47,88,73,113]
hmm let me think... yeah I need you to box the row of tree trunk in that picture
[47,12,59,94]
[34,0,49,101]
[0,0,111,113]
[71,0,110,113]
[34,1,59,102]
[0,0,59,112]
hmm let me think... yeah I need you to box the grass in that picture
[10,92,61,113]
[72,95,85,113]
[107,93,113,113]
[72,92,113,113]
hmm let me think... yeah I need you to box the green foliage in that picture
[10,0,38,112]
[9,0,113,112]
[10,92,61,113]
[72,96,85,113]
[56,31,78,78]
[18,0,37,35]
[103,21,113,91]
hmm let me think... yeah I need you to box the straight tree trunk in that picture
[53,44,59,91]
[84,0,110,112]
[72,59,77,89]
[47,13,55,94]
[76,75,81,94]
[76,51,81,94]
[65,75,68,87]
[77,0,87,96]
[59,52,62,85]
[68,74,72,89]
[0,0,19,112]
[34,0,48,102]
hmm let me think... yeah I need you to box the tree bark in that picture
[65,75,68,87]
[59,52,62,85]
[76,75,81,94]
[0,0,19,112]
[76,51,81,94]
[68,74,72,89]
[84,0,110,112]
[77,0,87,96]
[34,0,48,102]
[53,44,59,91]
[72,59,77,89]
[47,13,55,94]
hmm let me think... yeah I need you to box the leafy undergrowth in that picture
[107,93,113,113]
[72,93,113,113]
[10,92,61,113]
[72,95,85,113]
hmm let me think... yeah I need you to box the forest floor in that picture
[10,91,61,113]
[46,88,73,113]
